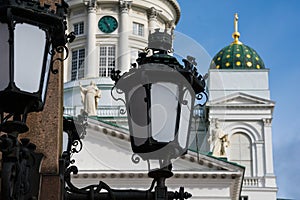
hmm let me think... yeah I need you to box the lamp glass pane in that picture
[14,23,46,93]
[42,45,52,102]
[178,88,193,149]
[0,23,10,90]
[151,82,178,143]
[128,85,149,147]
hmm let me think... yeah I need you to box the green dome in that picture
[210,43,265,70]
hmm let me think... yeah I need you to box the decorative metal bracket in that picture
[0,134,43,200]
[51,31,76,74]
[61,113,192,200]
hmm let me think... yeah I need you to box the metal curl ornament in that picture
[131,153,141,164]
[196,92,208,106]
[119,108,127,115]
[62,113,88,171]
[71,139,83,154]
[110,85,126,107]
[50,45,69,74]
[49,32,75,74]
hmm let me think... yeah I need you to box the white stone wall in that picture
[208,69,271,100]
[207,69,277,199]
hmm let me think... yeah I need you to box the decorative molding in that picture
[207,92,275,107]
[72,171,242,180]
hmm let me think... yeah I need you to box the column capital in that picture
[166,20,175,34]
[263,118,272,126]
[166,20,175,28]
[84,0,97,11]
[120,0,131,13]
[147,7,161,19]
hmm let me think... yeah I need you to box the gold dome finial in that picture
[232,13,242,44]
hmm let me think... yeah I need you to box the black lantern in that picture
[0,0,73,133]
[61,30,196,200]
[112,30,207,176]
[0,1,74,199]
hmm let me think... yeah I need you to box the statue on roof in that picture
[79,81,101,116]
[208,119,230,158]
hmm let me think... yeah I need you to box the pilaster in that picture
[262,118,277,187]
[263,118,275,174]
[255,141,264,177]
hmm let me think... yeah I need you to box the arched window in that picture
[229,133,252,176]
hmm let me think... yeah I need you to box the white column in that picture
[148,7,159,33]
[118,0,131,73]
[86,2,98,78]
[263,118,277,187]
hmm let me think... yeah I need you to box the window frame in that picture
[71,48,85,81]
[73,22,84,36]
[99,45,116,77]
[132,22,144,37]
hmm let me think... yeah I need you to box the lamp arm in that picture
[61,114,192,200]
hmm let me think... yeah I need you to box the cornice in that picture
[72,171,243,180]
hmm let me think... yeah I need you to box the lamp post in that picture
[62,30,207,200]
[0,0,73,198]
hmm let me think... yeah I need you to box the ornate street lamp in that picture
[0,0,73,199]
[112,30,207,178]
[62,30,207,200]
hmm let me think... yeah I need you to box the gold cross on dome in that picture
[232,13,242,44]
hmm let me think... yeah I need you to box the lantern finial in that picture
[148,29,172,52]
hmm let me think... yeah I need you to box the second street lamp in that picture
[0,0,74,199]
[0,0,74,133]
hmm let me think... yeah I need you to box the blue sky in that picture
[175,0,300,199]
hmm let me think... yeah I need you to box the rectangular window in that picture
[133,22,144,36]
[73,22,84,35]
[99,45,115,77]
[239,196,248,200]
[71,49,85,81]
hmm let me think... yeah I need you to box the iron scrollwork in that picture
[0,129,43,200]
[61,113,192,200]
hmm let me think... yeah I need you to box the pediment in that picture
[207,92,275,106]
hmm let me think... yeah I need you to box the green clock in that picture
[98,16,118,33]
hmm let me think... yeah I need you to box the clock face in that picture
[98,16,118,33]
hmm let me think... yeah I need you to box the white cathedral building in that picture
[63,0,278,199]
